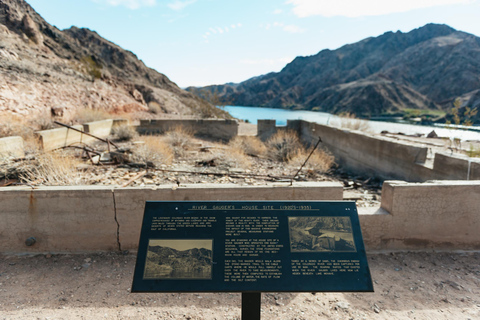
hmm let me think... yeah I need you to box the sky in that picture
[27,0,480,88]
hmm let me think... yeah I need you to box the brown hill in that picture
[191,24,480,121]
[0,0,227,120]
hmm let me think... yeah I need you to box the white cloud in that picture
[94,0,156,9]
[273,8,283,14]
[263,22,305,33]
[286,0,473,18]
[167,0,196,11]
[283,24,305,33]
[203,24,241,42]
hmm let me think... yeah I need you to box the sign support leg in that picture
[242,292,261,320]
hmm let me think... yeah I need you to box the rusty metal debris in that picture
[291,136,322,185]
[54,121,120,151]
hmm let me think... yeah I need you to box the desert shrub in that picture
[228,136,266,157]
[163,126,194,157]
[80,55,102,80]
[0,114,33,139]
[148,102,163,114]
[332,113,371,132]
[288,148,335,173]
[134,135,173,166]
[32,111,55,130]
[20,152,84,185]
[112,124,137,141]
[266,130,302,162]
[73,108,111,124]
[216,146,251,169]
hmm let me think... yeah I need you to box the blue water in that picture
[222,105,480,141]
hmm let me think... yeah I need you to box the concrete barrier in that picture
[258,119,480,182]
[0,136,24,159]
[0,182,342,253]
[137,119,238,141]
[83,119,114,138]
[34,125,94,151]
[360,180,480,250]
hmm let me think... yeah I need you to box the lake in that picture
[222,105,480,141]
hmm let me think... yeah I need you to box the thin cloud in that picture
[167,0,196,11]
[286,0,473,18]
[273,8,283,14]
[203,23,242,42]
[94,0,156,9]
[263,22,305,33]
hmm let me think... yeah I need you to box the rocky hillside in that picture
[0,0,227,120]
[191,24,480,121]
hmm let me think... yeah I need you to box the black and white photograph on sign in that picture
[288,217,356,252]
[144,239,213,280]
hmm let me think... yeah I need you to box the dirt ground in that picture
[0,251,479,320]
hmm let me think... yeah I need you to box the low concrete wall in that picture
[137,119,238,141]
[83,119,114,138]
[0,136,24,159]
[34,125,94,151]
[0,182,342,253]
[292,120,430,181]
[360,180,480,250]
[259,119,480,182]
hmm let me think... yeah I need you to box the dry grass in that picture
[147,102,163,115]
[112,124,137,141]
[0,113,34,139]
[134,135,173,166]
[163,126,194,158]
[288,148,335,173]
[332,113,371,132]
[228,136,267,157]
[266,130,302,162]
[20,152,84,186]
[73,108,112,124]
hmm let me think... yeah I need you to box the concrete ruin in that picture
[1,118,479,254]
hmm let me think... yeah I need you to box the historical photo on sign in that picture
[288,217,356,252]
[144,239,213,280]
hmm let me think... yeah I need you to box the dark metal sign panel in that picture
[132,201,373,293]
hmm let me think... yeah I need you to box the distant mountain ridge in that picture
[0,0,227,119]
[190,24,480,121]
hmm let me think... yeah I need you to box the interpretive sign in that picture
[132,201,373,293]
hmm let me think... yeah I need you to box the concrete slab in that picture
[0,136,25,159]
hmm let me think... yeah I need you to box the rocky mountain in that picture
[191,24,480,121]
[0,0,227,120]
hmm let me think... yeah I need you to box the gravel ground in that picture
[0,251,479,319]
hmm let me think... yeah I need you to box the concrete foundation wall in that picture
[137,119,238,141]
[258,119,480,182]
[35,125,95,151]
[83,119,114,138]
[361,180,480,250]
[292,120,429,181]
[0,182,342,253]
[0,136,24,159]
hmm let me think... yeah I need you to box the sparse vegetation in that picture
[80,55,102,80]
[446,98,478,126]
[112,124,137,141]
[73,108,111,124]
[228,136,266,158]
[134,135,173,166]
[20,152,84,186]
[332,112,371,132]
[147,102,163,115]
[288,147,334,173]
[466,145,480,158]
[163,126,194,158]
[266,130,302,162]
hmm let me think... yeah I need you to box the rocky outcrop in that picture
[191,24,480,119]
[0,0,227,119]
